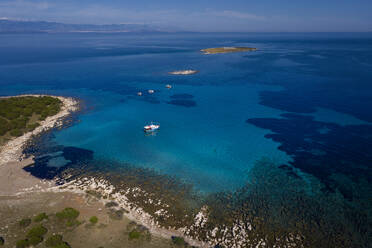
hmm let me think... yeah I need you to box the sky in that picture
[0,0,371,32]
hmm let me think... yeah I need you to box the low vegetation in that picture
[0,236,4,246]
[89,216,98,224]
[128,230,141,240]
[26,224,48,239]
[171,236,187,246]
[33,212,48,222]
[126,221,151,241]
[27,235,43,246]
[19,218,31,228]
[56,207,80,227]
[51,243,70,248]
[56,207,80,220]
[16,224,48,247]
[0,96,61,144]
[16,239,29,248]
[45,234,63,247]
[45,234,70,248]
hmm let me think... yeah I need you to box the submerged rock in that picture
[167,100,196,107]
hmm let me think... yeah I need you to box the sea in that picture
[1,32,371,246]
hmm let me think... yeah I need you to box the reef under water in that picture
[167,93,197,107]
[247,113,372,199]
[23,131,372,247]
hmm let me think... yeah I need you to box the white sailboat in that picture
[144,122,160,132]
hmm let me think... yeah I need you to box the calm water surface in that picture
[1,32,371,195]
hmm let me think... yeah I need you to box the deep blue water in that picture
[1,32,372,195]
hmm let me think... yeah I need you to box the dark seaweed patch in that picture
[170,94,194,99]
[143,95,161,104]
[167,93,196,107]
[278,164,301,179]
[24,146,94,180]
[260,90,316,113]
[246,113,372,199]
[167,99,196,107]
[62,147,93,163]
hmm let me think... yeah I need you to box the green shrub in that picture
[19,218,31,228]
[27,122,39,131]
[28,235,43,246]
[11,117,28,129]
[171,236,186,246]
[45,234,71,248]
[40,111,48,119]
[0,118,10,135]
[4,111,19,120]
[16,239,29,248]
[9,129,23,137]
[45,234,63,247]
[89,216,98,224]
[53,243,71,248]
[66,219,81,227]
[23,108,33,117]
[33,212,48,222]
[0,236,4,246]
[56,207,80,220]
[128,230,141,240]
[26,224,47,238]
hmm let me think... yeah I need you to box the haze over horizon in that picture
[0,0,371,32]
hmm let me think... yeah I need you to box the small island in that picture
[168,70,199,75]
[201,47,257,54]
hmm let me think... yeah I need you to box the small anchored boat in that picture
[137,92,143,96]
[148,89,155,94]
[166,84,172,89]
[144,122,160,132]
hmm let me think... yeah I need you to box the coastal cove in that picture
[0,32,372,247]
[0,95,203,247]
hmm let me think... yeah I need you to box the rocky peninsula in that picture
[201,47,257,54]
[0,95,78,164]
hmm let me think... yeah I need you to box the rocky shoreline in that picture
[47,177,208,247]
[0,94,209,247]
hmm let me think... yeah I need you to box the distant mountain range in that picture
[0,19,168,33]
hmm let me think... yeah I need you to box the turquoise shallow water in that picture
[54,83,290,192]
[1,32,372,195]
